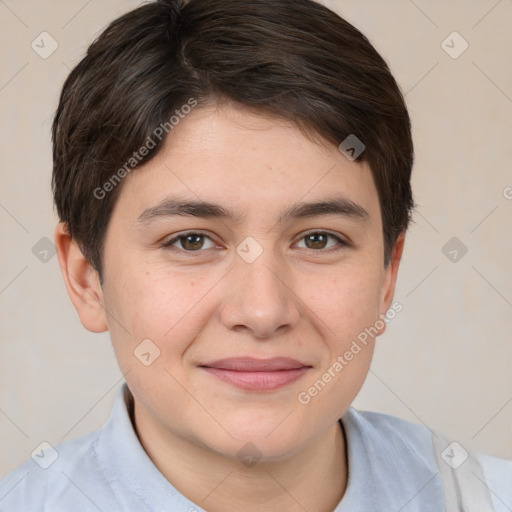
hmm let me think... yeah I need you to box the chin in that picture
[196,415,311,462]
[205,434,304,465]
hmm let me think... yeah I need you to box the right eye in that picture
[161,231,218,252]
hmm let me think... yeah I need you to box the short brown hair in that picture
[52,0,414,275]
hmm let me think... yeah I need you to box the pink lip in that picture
[199,357,311,391]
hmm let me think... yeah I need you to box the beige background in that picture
[1,0,511,477]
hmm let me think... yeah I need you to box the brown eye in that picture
[305,233,328,249]
[179,234,205,251]
[163,232,216,251]
[296,232,346,251]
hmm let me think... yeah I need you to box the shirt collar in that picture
[337,407,444,511]
[96,383,207,510]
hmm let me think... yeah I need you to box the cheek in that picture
[101,269,208,415]
[294,270,381,422]
[102,264,215,364]
[304,263,383,348]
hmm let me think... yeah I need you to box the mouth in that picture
[199,357,312,391]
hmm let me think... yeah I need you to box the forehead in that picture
[114,102,381,226]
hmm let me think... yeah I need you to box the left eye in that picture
[162,231,345,253]
[294,232,345,251]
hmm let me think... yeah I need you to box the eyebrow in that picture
[137,195,369,225]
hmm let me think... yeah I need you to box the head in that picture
[54,0,413,462]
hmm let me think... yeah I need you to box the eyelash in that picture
[160,230,349,255]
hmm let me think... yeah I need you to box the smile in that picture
[199,357,311,391]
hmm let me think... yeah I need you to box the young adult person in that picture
[1,0,510,510]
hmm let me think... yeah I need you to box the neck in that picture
[131,396,348,512]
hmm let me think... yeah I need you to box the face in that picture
[92,102,401,461]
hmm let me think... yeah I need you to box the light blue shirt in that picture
[1,383,511,511]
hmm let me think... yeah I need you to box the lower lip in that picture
[201,367,309,391]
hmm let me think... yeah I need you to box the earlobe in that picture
[377,232,406,335]
[54,223,108,333]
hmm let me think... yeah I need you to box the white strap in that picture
[432,432,495,511]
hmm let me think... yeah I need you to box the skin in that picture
[56,101,404,512]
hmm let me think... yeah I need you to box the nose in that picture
[219,246,301,339]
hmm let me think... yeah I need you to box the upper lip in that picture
[199,357,310,371]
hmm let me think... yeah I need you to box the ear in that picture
[54,222,108,333]
[376,232,405,335]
